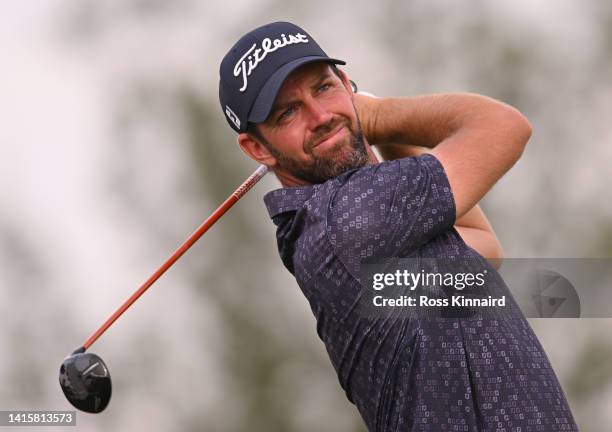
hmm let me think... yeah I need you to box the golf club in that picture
[59,164,268,413]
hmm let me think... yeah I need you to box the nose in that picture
[304,97,333,130]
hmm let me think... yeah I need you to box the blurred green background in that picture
[1,1,612,430]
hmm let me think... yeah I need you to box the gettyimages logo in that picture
[528,269,581,318]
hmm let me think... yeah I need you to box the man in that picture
[219,22,578,431]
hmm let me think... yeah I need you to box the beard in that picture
[266,115,370,184]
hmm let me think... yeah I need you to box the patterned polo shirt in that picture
[264,154,578,431]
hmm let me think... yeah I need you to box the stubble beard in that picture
[267,115,370,184]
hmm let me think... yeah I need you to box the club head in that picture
[59,348,112,413]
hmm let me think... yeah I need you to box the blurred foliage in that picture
[567,338,612,399]
[590,223,612,257]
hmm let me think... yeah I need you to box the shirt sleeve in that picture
[327,153,456,274]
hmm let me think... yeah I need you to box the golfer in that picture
[219,21,578,431]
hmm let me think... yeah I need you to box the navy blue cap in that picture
[219,22,345,133]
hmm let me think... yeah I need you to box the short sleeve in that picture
[327,153,456,274]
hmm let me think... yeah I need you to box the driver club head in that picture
[59,348,112,413]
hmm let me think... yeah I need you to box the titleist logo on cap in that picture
[233,32,309,92]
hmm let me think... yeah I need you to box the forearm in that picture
[375,142,427,162]
[355,92,518,149]
[454,204,504,266]
[455,226,504,270]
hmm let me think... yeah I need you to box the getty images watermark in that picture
[371,267,503,308]
[357,258,608,319]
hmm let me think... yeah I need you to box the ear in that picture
[336,68,354,95]
[237,133,277,166]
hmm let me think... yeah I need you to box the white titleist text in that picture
[234,33,309,92]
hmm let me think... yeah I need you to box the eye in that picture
[277,106,295,123]
[318,82,332,93]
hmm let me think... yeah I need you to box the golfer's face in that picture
[258,62,361,169]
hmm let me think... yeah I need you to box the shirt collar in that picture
[263,186,315,218]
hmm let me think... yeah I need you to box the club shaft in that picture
[82,164,268,350]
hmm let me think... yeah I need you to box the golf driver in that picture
[59,164,268,413]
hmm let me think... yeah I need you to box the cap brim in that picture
[248,56,346,124]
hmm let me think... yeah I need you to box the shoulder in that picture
[328,154,449,220]
[325,154,455,271]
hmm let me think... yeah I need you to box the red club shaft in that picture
[82,165,268,350]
